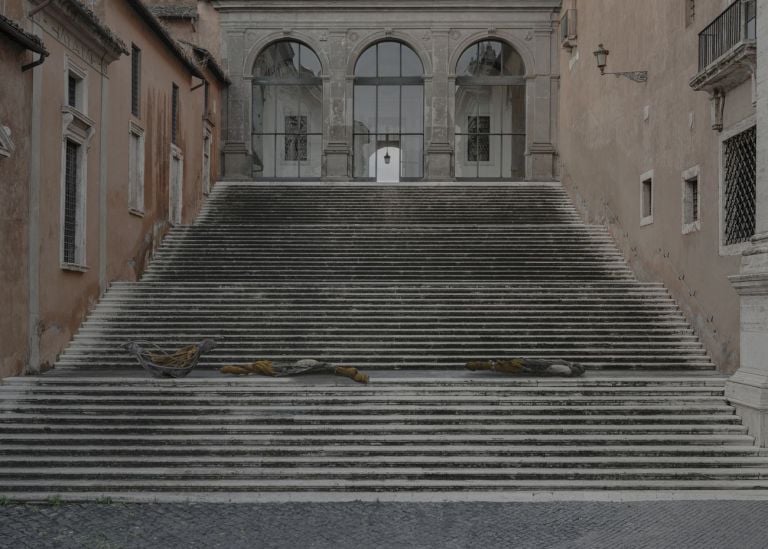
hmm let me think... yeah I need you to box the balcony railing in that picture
[698,0,756,71]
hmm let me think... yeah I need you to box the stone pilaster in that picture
[324,31,350,180]
[426,30,453,180]
[725,0,768,445]
[222,32,251,179]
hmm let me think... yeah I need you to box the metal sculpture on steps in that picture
[221,358,370,384]
[124,339,217,378]
[466,358,585,377]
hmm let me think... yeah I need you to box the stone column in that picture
[527,30,556,181]
[324,31,350,180]
[426,30,453,180]
[222,32,251,180]
[725,2,768,445]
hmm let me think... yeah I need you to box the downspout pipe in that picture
[21,51,48,72]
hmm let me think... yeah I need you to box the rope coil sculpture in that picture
[221,359,369,384]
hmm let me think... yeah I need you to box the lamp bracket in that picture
[604,71,648,83]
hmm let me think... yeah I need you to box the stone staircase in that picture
[1,182,767,501]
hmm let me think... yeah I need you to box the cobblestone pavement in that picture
[2,501,768,549]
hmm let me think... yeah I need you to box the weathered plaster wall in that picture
[101,0,199,282]
[32,9,110,369]
[0,37,32,378]
[558,0,755,371]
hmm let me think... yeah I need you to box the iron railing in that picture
[698,0,756,71]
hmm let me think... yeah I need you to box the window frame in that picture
[128,121,145,216]
[682,165,701,234]
[59,135,88,271]
[171,83,179,145]
[640,170,654,227]
[131,44,142,118]
[64,57,88,116]
[719,116,757,256]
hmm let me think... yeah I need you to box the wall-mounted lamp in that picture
[593,44,648,83]
[384,147,391,165]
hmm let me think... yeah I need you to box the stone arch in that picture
[243,32,330,78]
[346,30,433,77]
[449,31,535,77]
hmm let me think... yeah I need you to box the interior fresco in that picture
[214,0,561,181]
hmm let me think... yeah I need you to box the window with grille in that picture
[468,116,490,162]
[128,127,144,213]
[63,140,80,264]
[684,176,699,225]
[723,125,756,246]
[284,115,308,161]
[171,83,179,145]
[640,173,654,225]
[131,45,141,117]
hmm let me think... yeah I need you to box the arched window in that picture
[353,41,424,182]
[252,41,322,179]
[454,40,526,179]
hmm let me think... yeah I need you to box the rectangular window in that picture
[128,125,145,213]
[468,116,490,162]
[723,125,757,246]
[66,61,87,114]
[67,75,78,108]
[63,139,81,265]
[131,44,141,117]
[684,176,699,224]
[640,171,654,226]
[171,83,179,145]
[284,115,308,161]
[204,80,210,117]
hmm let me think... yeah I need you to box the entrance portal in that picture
[353,41,424,181]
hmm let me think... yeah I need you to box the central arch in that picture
[352,40,425,182]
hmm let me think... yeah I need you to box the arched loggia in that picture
[454,40,526,180]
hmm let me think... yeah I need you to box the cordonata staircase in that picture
[2,182,768,501]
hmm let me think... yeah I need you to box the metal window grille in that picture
[63,140,79,264]
[131,45,141,117]
[468,116,490,162]
[684,177,699,224]
[284,115,308,161]
[68,75,78,108]
[171,84,179,145]
[724,125,756,245]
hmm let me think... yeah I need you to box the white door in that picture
[169,147,183,225]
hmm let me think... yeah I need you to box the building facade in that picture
[558,0,758,372]
[213,0,561,182]
[0,0,227,378]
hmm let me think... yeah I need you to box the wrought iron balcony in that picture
[690,0,756,94]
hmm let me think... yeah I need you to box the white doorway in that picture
[369,147,400,183]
